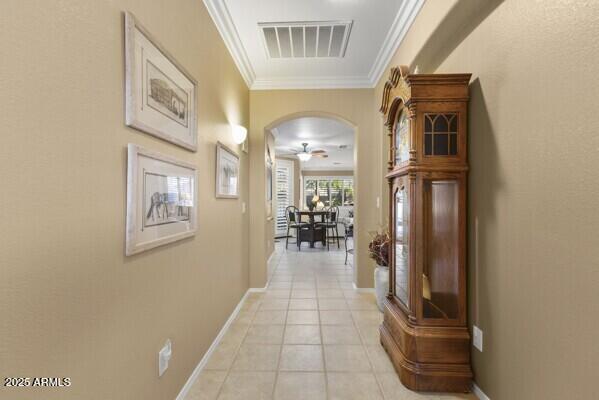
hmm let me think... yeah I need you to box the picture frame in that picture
[126,144,197,255]
[215,142,240,199]
[124,11,198,151]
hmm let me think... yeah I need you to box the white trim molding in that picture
[175,289,249,400]
[202,0,256,87]
[251,76,373,90]
[248,287,267,293]
[176,288,268,400]
[367,0,425,87]
[352,282,375,293]
[203,0,424,90]
[473,383,491,400]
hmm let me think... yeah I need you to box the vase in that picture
[374,264,389,312]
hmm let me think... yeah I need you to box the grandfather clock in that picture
[379,66,473,392]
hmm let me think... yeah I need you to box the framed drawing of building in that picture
[215,142,240,199]
[124,11,198,151]
[126,144,197,255]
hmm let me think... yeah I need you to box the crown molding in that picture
[204,0,424,90]
[367,0,425,87]
[203,0,255,87]
[251,76,373,91]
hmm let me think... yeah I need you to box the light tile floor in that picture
[185,241,476,400]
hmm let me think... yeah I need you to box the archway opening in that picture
[264,112,358,280]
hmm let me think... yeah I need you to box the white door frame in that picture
[275,159,294,237]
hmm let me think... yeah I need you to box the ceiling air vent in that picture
[259,21,353,59]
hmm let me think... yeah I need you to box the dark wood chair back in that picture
[286,205,299,225]
[327,206,339,223]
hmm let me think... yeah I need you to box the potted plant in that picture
[368,230,390,312]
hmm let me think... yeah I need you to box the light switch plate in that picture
[242,202,246,214]
[472,325,483,352]
[158,339,172,377]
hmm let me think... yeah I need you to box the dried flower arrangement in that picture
[368,230,390,267]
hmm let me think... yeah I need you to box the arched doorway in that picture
[248,91,383,291]
[270,116,354,231]
[261,111,359,285]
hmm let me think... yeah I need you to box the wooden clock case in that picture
[379,65,473,393]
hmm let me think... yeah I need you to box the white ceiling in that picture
[203,0,425,89]
[272,117,354,171]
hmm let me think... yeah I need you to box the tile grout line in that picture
[349,287,388,400]
[315,275,329,400]
[207,244,379,400]
[213,251,282,400]
[269,253,286,400]
[211,291,260,400]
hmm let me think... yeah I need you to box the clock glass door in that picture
[395,107,410,165]
[394,180,409,308]
[422,179,459,320]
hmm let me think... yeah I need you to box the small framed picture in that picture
[126,144,197,255]
[124,11,198,151]
[216,142,240,198]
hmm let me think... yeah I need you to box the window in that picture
[424,113,458,156]
[304,179,317,205]
[303,176,354,207]
[318,180,330,206]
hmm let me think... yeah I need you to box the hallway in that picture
[4,1,599,399]
[184,243,475,400]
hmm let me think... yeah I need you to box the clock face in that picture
[395,108,410,164]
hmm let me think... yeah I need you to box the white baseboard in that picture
[175,288,257,400]
[248,287,267,293]
[352,282,375,293]
[473,383,490,400]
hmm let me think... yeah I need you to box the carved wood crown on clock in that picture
[379,65,471,173]
[378,65,473,393]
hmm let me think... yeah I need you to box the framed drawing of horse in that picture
[126,144,197,255]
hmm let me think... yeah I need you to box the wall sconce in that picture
[231,125,247,144]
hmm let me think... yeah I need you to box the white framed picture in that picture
[124,11,198,151]
[126,144,197,255]
[215,142,240,198]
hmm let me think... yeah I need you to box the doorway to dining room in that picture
[270,115,355,263]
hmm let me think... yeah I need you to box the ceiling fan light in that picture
[297,152,312,162]
[231,124,248,144]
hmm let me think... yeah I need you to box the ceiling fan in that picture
[283,143,328,162]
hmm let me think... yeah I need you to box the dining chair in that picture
[285,206,307,249]
[318,206,340,250]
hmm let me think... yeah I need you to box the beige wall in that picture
[376,0,599,398]
[249,93,384,288]
[0,1,249,400]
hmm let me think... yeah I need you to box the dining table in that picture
[296,209,328,249]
